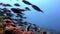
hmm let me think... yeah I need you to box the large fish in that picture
[11,8,25,13]
[14,3,20,6]
[31,5,43,12]
[22,0,32,5]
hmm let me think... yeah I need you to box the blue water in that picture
[0,0,60,32]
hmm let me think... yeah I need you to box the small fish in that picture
[16,13,25,18]
[6,13,13,17]
[33,26,38,31]
[26,24,31,31]
[0,3,3,5]
[17,19,23,26]
[11,8,25,13]
[12,19,18,21]
[2,4,12,7]
[25,7,30,11]
[10,0,18,1]
[1,8,8,13]
[14,3,20,6]
[23,22,28,25]
[23,17,27,19]
[33,24,36,26]
[17,14,24,18]
[43,31,47,34]
[0,11,4,16]
[32,5,43,12]
[4,9,12,17]
[15,0,19,1]
[1,8,11,14]
[22,0,32,5]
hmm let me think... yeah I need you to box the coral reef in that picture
[0,18,42,34]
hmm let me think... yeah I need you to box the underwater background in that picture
[0,0,60,32]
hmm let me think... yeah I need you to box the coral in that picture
[1,19,35,34]
[0,24,4,34]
